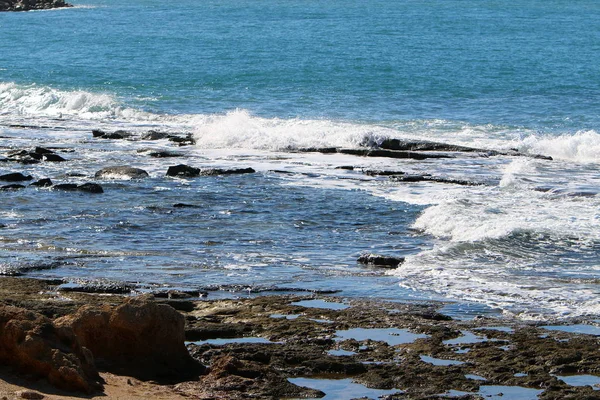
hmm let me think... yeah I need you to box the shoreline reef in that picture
[0,0,71,11]
[2,276,600,399]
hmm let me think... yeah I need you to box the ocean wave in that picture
[192,109,394,150]
[393,248,600,320]
[3,82,600,166]
[0,81,162,122]
[0,82,119,117]
[518,130,600,163]
[412,186,600,243]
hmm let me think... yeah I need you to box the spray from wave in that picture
[518,130,600,163]
[3,81,600,165]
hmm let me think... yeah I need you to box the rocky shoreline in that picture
[2,276,600,399]
[0,0,71,12]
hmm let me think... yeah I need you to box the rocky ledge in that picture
[0,0,71,11]
[2,276,600,399]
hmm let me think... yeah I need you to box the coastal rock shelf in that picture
[2,277,600,399]
[0,0,71,11]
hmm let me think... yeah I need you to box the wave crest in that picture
[192,109,391,151]
[0,82,121,118]
[519,130,600,163]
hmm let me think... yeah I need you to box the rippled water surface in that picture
[1,0,600,320]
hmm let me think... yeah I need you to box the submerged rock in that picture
[53,183,104,194]
[364,169,405,176]
[200,167,256,176]
[377,138,490,153]
[167,165,256,178]
[1,184,26,190]
[55,295,205,380]
[0,304,101,393]
[390,174,483,186]
[357,253,405,268]
[95,166,150,180]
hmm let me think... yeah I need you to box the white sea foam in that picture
[391,165,600,319]
[394,249,600,320]
[413,186,600,243]
[192,109,393,151]
[518,130,600,163]
[0,82,119,118]
[4,81,600,168]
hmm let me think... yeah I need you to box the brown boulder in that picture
[56,295,205,380]
[0,304,101,393]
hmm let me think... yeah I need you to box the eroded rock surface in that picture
[0,304,101,393]
[55,295,205,380]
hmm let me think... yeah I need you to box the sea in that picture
[1,0,599,321]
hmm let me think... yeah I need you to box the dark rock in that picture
[149,151,183,158]
[52,183,103,193]
[91,130,106,138]
[30,178,53,187]
[53,184,79,191]
[0,304,101,393]
[98,130,132,140]
[335,166,355,170]
[199,167,255,176]
[1,184,26,190]
[0,172,33,182]
[34,147,54,155]
[55,295,205,380]
[173,203,201,208]
[390,175,483,186]
[167,165,255,178]
[43,153,66,162]
[297,147,338,154]
[166,164,201,178]
[364,169,405,176]
[95,166,149,180]
[28,153,44,160]
[357,253,405,268]
[378,138,489,153]
[168,135,196,146]
[339,148,453,160]
[77,183,104,194]
[5,150,43,164]
[141,130,170,140]
[0,0,72,11]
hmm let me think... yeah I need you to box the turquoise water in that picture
[2,0,600,127]
[1,0,600,319]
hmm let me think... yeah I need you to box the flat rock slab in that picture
[167,164,255,178]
